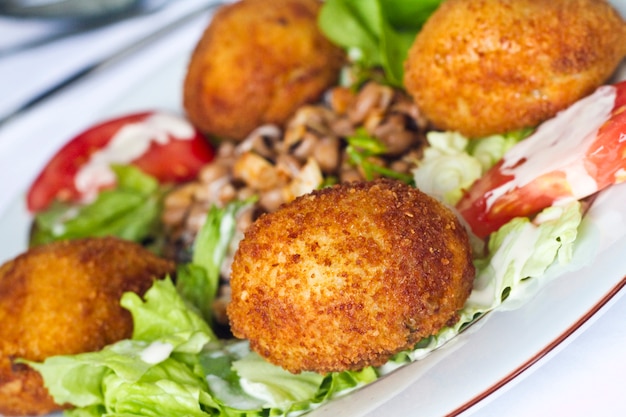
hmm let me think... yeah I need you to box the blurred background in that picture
[0,0,225,125]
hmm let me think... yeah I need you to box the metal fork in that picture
[0,0,172,54]
[0,0,224,127]
[0,0,169,20]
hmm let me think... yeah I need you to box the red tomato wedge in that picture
[456,80,626,239]
[27,111,214,213]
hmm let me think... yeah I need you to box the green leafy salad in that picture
[24,0,590,416]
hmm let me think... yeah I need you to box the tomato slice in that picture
[27,111,214,213]
[456,80,626,239]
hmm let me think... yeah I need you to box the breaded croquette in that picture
[404,0,626,138]
[0,237,175,416]
[183,0,345,141]
[227,179,475,374]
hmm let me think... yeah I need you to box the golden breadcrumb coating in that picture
[404,0,626,138]
[0,237,175,416]
[227,179,475,374]
[183,0,345,141]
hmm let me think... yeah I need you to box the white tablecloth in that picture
[0,1,625,416]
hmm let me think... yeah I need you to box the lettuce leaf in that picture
[467,201,581,313]
[318,0,442,87]
[394,200,583,362]
[30,164,166,250]
[121,278,216,350]
[25,278,215,411]
[176,200,254,323]
[412,131,482,204]
[26,277,374,417]
[412,130,530,205]
[201,342,377,415]
[232,352,325,408]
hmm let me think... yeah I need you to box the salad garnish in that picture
[318,0,442,87]
[30,165,167,250]
[176,198,256,324]
[345,128,415,183]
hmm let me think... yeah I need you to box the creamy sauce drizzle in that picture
[74,113,195,202]
[140,340,174,364]
[485,85,617,210]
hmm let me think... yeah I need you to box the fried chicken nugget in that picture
[0,237,175,416]
[404,0,626,138]
[183,0,345,141]
[227,179,475,374]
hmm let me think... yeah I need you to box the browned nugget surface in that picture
[404,0,626,138]
[227,179,475,374]
[183,0,345,141]
[0,237,175,416]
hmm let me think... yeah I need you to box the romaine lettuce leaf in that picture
[30,164,166,249]
[177,199,254,323]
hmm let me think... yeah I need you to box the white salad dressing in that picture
[238,378,277,405]
[139,340,174,364]
[74,112,196,202]
[485,85,617,210]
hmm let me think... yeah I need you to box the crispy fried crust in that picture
[0,237,175,416]
[227,179,475,374]
[183,0,345,141]
[404,0,626,138]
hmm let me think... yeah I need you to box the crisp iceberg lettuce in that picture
[394,200,582,363]
[413,130,529,205]
[412,131,482,204]
[466,201,581,313]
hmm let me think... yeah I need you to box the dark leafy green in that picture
[318,0,442,87]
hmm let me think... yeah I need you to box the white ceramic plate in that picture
[1,4,626,417]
